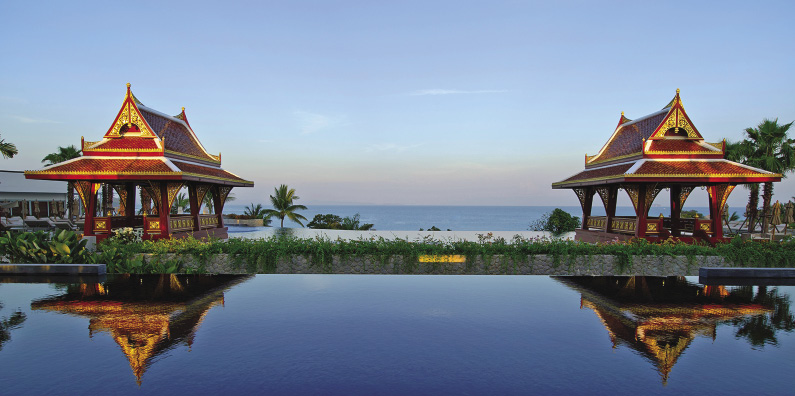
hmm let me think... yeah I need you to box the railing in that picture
[199,214,219,229]
[144,217,162,235]
[169,215,195,232]
[611,217,637,234]
[586,216,607,231]
[93,216,111,234]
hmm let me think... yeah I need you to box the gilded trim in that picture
[626,173,782,178]
[181,172,254,185]
[165,150,221,164]
[587,152,642,166]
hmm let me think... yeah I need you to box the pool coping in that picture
[0,264,106,275]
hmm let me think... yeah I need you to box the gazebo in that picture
[552,90,780,244]
[25,84,253,241]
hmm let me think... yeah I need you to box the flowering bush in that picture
[110,227,141,244]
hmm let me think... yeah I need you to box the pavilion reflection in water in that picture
[554,276,774,384]
[31,274,251,385]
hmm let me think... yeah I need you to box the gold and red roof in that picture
[25,84,252,187]
[553,90,781,188]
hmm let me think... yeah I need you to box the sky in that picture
[1,0,794,208]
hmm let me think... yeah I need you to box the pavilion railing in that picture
[199,214,219,229]
[169,215,195,233]
[93,216,111,234]
[585,216,607,231]
[144,217,162,235]
[611,217,637,234]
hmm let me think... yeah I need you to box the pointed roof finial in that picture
[621,111,624,116]
[676,88,680,95]
[127,82,131,89]
[181,107,185,112]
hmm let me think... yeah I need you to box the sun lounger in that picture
[24,217,56,231]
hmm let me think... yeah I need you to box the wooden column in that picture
[636,184,648,238]
[708,185,723,239]
[670,185,682,237]
[84,184,98,237]
[605,186,618,234]
[125,184,136,219]
[583,188,594,230]
[158,182,170,237]
[212,186,225,228]
[188,183,201,231]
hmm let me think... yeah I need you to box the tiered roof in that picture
[25,84,252,187]
[552,90,780,188]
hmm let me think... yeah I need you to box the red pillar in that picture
[212,186,225,228]
[636,184,648,238]
[125,184,136,221]
[581,187,594,230]
[188,183,201,231]
[708,185,723,239]
[605,186,618,234]
[158,183,170,237]
[84,184,98,237]
[670,185,682,237]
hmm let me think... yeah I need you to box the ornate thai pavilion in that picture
[25,84,253,240]
[552,90,781,243]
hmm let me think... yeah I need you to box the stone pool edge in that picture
[139,254,740,276]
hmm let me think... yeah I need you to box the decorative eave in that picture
[552,159,781,189]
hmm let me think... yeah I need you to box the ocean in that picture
[222,204,714,232]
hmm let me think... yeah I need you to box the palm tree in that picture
[243,203,272,226]
[0,133,18,159]
[732,119,795,234]
[171,192,190,214]
[42,145,81,219]
[726,140,760,233]
[262,184,308,227]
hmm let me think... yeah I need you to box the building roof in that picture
[25,84,252,187]
[553,90,782,188]
[0,170,67,201]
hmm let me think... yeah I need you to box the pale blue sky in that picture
[1,1,794,207]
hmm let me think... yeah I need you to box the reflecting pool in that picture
[0,275,793,395]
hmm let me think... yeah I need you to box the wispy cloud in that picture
[409,89,508,96]
[293,110,346,135]
[5,115,61,124]
[365,143,423,153]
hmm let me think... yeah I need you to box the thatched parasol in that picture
[784,201,794,235]
[770,201,783,238]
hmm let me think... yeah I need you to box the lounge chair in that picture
[24,216,55,231]
[50,217,78,231]
[2,217,27,231]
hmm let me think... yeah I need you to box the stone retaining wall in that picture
[143,254,731,276]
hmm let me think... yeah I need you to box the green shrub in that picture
[529,209,581,235]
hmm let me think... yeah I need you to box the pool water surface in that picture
[0,275,792,395]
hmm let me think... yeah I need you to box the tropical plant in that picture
[262,184,308,227]
[728,119,795,234]
[681,210,705,219]
[308,214,343,229]
[529,208,580,236]
[338,213,374,230]
[171,192,190,214]
[42,145,82,219]
[0,230,90,264]
[0,133,18,159]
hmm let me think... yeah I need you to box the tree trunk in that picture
[747,184,759,233]
[761,181,774,236]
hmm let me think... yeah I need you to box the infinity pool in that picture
[0,275,792,395]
